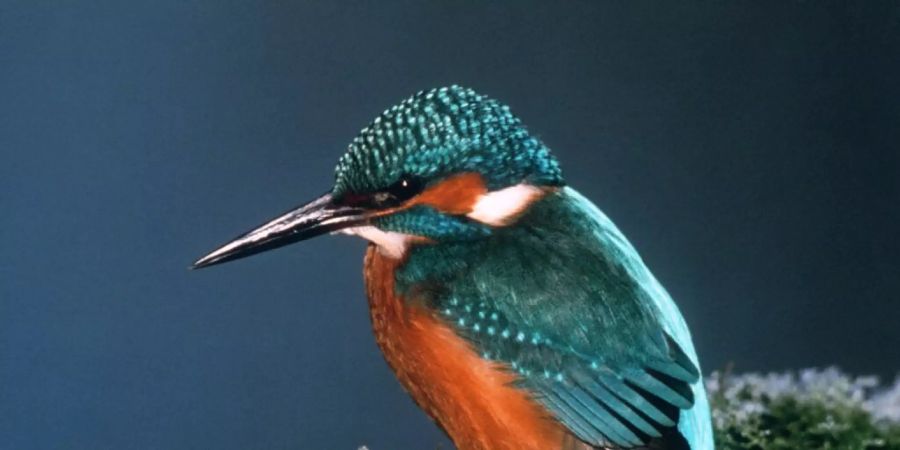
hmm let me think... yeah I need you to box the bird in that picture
[192,86,713,450]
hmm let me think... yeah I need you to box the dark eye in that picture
[386,176,424,202]
[340,175,425,209]
[369,175,424,207]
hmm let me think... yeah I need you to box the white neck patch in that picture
[338,226,412,259]
[467,183,545,226]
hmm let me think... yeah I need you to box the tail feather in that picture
[561,426,690,450]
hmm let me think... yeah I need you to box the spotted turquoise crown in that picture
[333,85,564,197]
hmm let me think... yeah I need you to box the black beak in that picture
[191,192,367,269]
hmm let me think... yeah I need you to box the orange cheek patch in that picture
[405,172,487,215]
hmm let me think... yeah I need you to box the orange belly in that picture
[363,246,576,450]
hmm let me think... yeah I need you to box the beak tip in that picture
[190,253,221,270]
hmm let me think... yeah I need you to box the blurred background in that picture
[2,2,899,449]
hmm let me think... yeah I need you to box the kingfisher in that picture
[193,86,713,450]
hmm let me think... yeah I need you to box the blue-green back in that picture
[396,187,713,449]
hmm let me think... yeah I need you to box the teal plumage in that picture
[395,187,713,449]
[334,86,562,196]
[194,85,713,450]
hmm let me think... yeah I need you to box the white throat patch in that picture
[467,183,545,226]
[338,226,412,259]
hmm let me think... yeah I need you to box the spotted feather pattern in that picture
[333,86,563,197]
[395,188,713,449]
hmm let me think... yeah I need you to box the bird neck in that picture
[392,187,597,297]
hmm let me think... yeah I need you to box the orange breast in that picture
[363,246,577,450]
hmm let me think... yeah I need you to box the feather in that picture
[395,187,712,449]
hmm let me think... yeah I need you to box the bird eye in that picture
[338,176,424,209]
[387,176,423,202]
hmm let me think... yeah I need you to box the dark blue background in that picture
[2,2,899,449]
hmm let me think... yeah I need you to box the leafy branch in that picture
[708,367,900,449]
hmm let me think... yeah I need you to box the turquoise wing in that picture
[397,188,713,449]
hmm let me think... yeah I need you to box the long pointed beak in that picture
[191,192,367,269]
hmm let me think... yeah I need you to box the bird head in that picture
[193,86,564,268]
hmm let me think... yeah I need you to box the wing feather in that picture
[395,189,707,448]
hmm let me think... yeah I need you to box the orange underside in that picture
[364,246,577,450]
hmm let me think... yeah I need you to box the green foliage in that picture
[708,368,900,449]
